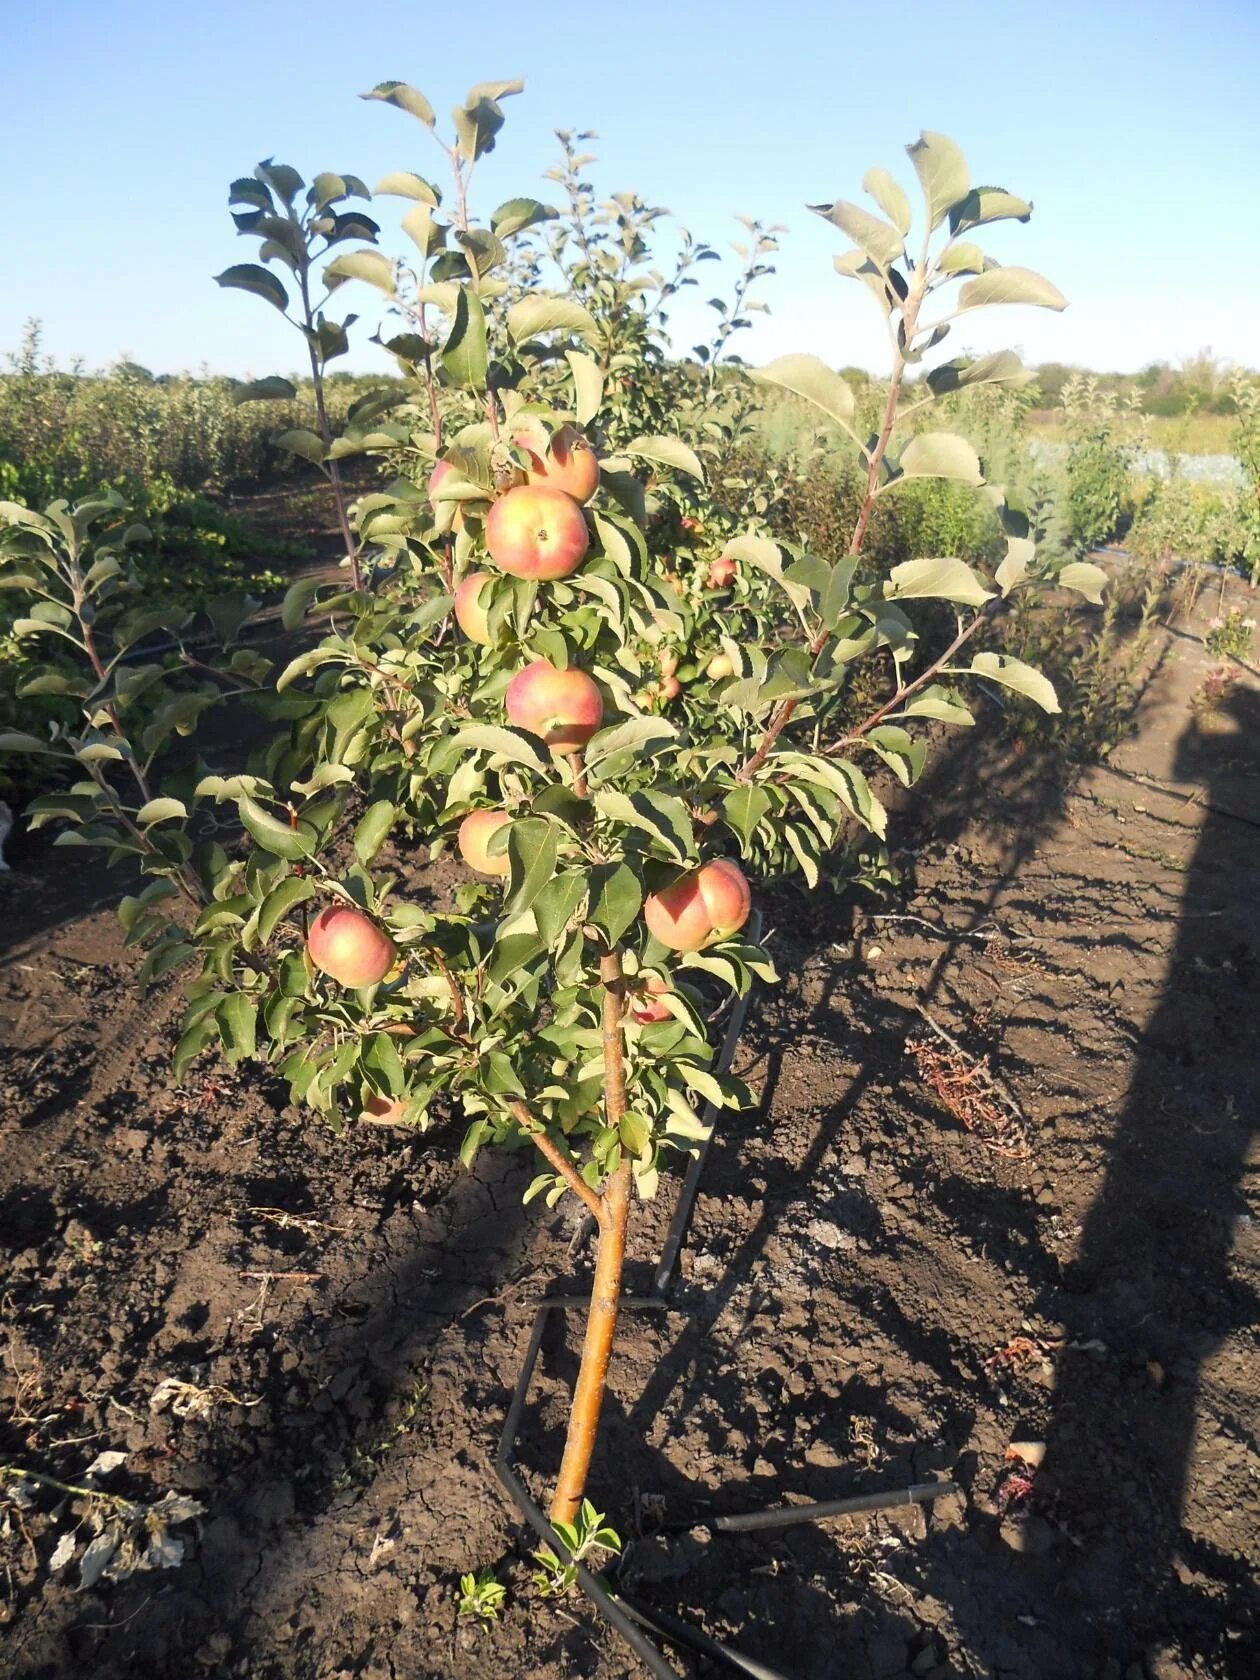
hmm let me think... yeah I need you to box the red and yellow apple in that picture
[485,484,589,581]
[458,809,511,877]
[631,973,674,1024]
[644,859,751,952]
[307,905,396,987]
[361,1092,410,1124]
[706,556,738,589]
[505,659,603,753]
[660,674,682,702]
[520,424,600,504]
[454,571,494,644]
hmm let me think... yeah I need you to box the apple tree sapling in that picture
[0,93,1107,1531]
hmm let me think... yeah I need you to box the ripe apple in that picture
[454,571,494,644]
[307,905,396,987]
[486,483,590,580]
[631,973,673,1024]
[458,809,511,876]
[659,650,679,678]
[644,859,751,952]
[660,674,682,702]
[505,659,604,752]
[706,653,734,680]
[361,1092,410,1124]
[521,424,600,504]
[707,556,738,589]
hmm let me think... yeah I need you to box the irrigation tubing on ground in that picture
[492,906,956,1677]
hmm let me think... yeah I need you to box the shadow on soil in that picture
[8,609,1257,1678]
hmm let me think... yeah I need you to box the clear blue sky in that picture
[5,0,1258,381]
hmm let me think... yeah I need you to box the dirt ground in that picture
[1,580,1257,1680]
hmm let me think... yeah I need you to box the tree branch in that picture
[508,1100,604,1223]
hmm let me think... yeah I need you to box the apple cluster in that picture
[305,421,751,1062]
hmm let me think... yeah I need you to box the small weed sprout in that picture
[531,1499,622,1598]
[457,1566,507,1624]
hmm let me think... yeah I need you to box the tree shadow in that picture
[1031,678,1260,1673]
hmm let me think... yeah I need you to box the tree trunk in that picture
[548,950,630,1524]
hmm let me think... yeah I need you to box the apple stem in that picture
[548,948,631,1524]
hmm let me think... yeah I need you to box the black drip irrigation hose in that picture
[492,909,958,1677]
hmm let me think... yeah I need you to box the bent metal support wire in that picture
[493,914,959,1677]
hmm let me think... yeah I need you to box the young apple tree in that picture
[0,86,1104,1525]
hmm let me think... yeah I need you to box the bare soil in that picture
[2,585,1257,1680]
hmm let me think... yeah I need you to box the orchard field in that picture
[2,78,1258,1680]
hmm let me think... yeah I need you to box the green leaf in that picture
[863,725,927,787]
[948,186,1032,234]
[898,684,974,727]
[925,350,1027,396]
[593,789,694,861]
[354,799,396,865]
[583,717,676,778]
[628,436,705,483]
[531,870,587,945]
[452,79,524,161]
[566,350,603,425]
[896,432,983,487]
[1058,561,1108,605]
[324,248,397,297]
[885,556,993,608]
[935,242,988,277]
[232,376,297,404]
[401,203,444,260]
[453,724,550,772]
[783,823,820,888]
[0,730,60,754]
[810,200,904,268]
[491,197,557,238]
[723,532,813,615]
[256,160,304,204]
[507,295,599,342]
[215,263,289,312]
[957,267,1067,312]
[966,652,1060,714]
[136,797,188,826]
[781,752,888,839]
[257,875,316,942]
[618,1111,652,1160]
[361,80,437,127]
[441,287,488,389]
[995,536,1036,595]
[723,784,771,848]
[216,992,258,1064]
[273,429,327,465]
[862,166,912,235]
[588,861,643,946]
[505,817,560,916]
[906,132,969,229]
[374,169,441,204]
[748,354,855,427]
[239,794,318,860]
[281,575,322,630]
